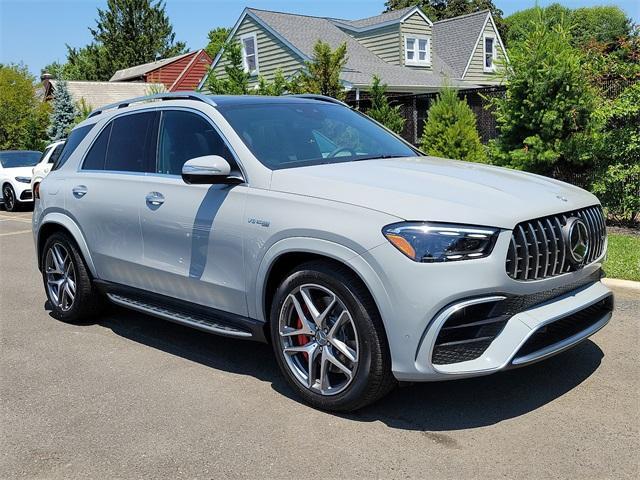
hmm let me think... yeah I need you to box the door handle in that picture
[72,185,88,198]
[145,191,165,207]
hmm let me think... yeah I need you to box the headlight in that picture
[382,222,499,263]
[15,176,31,184]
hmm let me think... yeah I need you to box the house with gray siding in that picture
[201,6,507,96]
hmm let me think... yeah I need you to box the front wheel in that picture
[270,261,396,411]
[2,184,17,212]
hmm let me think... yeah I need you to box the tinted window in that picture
[157,110,235,175]
[218,103,417,170]
[0,151,41,168]
[104,112,157,172]
[39,146,53,163]
[53,125,93,170]
[82,124,112,170]
[49,143,65,164]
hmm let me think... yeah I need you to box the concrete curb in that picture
[602,278,640,291]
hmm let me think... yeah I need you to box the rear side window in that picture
[82,123,112,170]
[157,110,235,175]
[52,125,93,170]
[104,112,157,172]
[48,143,65,164]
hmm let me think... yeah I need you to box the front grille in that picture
[506,205,606,281]
[513,295,613,360]
[431,270,602,365]
[20,189,33,200]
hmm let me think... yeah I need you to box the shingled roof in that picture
[432,10,492,78]
[46,80,164,109]
[245,8,468,90]
[110,51,193,82]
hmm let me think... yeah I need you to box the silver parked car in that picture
[33,93,613,411]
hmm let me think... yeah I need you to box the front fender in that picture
[36,211,97,277]
[251,238,393,335]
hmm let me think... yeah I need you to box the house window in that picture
[405,35,430,66]
[241,33,259,75]
[484,36,496,72]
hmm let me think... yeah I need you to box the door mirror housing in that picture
[181,155,242,185]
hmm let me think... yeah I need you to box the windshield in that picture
[0,151,42,168]
[217,102,418,169]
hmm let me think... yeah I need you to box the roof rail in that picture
[88,92,216,118]
[288,94,348,107]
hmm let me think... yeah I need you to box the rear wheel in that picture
[270,261,396,411]
[2,184,17,212]
[42,232,104,323]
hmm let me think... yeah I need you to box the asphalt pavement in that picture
[1,208,638,479]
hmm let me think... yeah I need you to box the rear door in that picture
[70,110,159,287]
[138,108,248,316]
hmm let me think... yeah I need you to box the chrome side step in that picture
[107,293,252,338]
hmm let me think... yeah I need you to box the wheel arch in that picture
[254,238,393,338]
[37,213,97,276]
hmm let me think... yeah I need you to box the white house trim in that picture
[461,12,508,79]
[239,32,259,75]
[403,34,432,67]
[400,6,433,26]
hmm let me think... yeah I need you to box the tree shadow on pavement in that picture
[95,305,603,432]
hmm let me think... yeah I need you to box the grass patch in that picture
[604,233,640,281]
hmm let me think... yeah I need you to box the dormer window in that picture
[240,33,259,75]
[404,35,430,66]
[483,35,496,72]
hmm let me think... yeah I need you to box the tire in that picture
[41,232,104,323]
[270,260,396,411]
[2,184,18,212]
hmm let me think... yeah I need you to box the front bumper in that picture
[360,231,613,382]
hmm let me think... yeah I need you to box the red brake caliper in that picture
[296,316,309,361]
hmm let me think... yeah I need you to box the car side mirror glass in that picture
[181,155,242,185]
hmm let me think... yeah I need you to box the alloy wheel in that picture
[3,186,15,211]
[278,284,359,396]
[45,243,77,312]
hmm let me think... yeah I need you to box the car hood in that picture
[0,166,34,179]
[269,157,599,229]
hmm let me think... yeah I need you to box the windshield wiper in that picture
[353,154,409,162]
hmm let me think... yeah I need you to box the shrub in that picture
[488,11,596,175]
[297,41,348,100]
[592,164,639,225]
[365,75,405,134]
[420,86,486,162]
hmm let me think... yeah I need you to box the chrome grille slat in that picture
[506,206,605,281]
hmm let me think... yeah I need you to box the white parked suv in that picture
[33,93,613,411]
[31,139,66,198]
[1,150,41,211]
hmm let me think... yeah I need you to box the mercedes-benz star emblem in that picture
[564,217,589,266]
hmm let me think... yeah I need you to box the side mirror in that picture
[181,155,242,185]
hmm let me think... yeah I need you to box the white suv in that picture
[33,93,613,411]
[31,139,66,198]
[1,150,41,211]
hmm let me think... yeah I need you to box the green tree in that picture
[256,69,291,96]
[47,80,77,141]
[203,41,249,95]
[205,27,230,59]
[365,75,405,134]
[384,1,507,40]
[420,86,486,162]
[590,83,640,224]
[298,41,348,100]
[0,65,49,150]
[488,11,595,175]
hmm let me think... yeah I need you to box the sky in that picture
[1,0,639,77]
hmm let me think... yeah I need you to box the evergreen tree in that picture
[203,41,250,95]
[47,80,77,141]
[366,76,405,134]
[298,41,348,100]
[420,86,486,162]
[256,69,290,96]
[205,27,231,59]
[488,11,595,175]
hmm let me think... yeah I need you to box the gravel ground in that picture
[1,209,638,479]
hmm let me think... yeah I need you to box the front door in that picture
[139,109,248,317]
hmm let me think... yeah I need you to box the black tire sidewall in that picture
[41,233,93,323]
[3,185,17,212]
[270,263,387,411]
